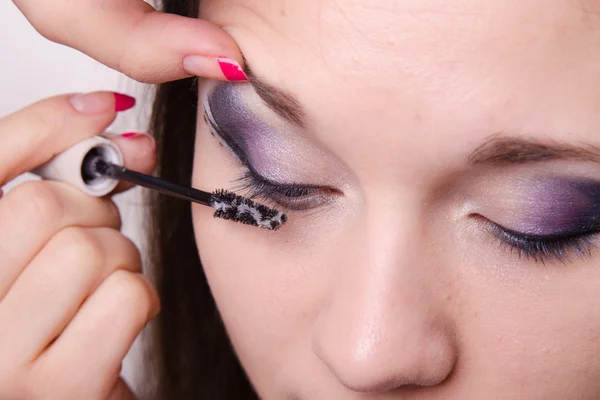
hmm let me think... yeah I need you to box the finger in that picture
[34,271,159,398]
[107,378,137,400]
[14,0,245,83]
[0,91,131,185]
[106,132,157,193]
[0,227,142,365]
[0,181,121,299]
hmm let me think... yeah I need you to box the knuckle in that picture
[117,55,148,83]
[120,238,143,273]
[106,271,155,322]
[99,228,142,273]
[52,228,104,268]
[18,3,69,44]
[30,19,59,43]
[104,199,123,230]
[6,181,64,228]
[115,12,155,83]
[98,227,141,271]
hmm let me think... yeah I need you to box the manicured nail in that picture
[113,93,136,112]
[217,57,248,81]
[182,55,248,81]
[70,92,115,114]
[121,132,156,153]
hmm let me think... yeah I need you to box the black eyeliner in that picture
[202,108,332,210]
[203,110,250,166]
[203,109,324,193]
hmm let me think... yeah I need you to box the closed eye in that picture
[203,109,338,211]
[473,213,599,264]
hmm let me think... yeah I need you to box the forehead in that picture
[200,0,600,179]
[202,0,600,78]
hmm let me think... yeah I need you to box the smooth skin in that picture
[0,92,159,400]
[192,0,600,399]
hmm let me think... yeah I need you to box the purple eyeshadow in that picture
[512,179,600,236]
[206,83,277,173]
[206,83,600,239]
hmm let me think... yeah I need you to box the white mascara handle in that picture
[32,136,124,197]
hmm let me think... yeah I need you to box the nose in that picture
[312,207,458,393]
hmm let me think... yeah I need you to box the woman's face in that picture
[191,0,600,398]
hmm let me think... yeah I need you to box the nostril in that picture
[313,325,457,393]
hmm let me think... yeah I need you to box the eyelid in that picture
[473,213,600,239]
[203,98,249,165]
[203,101,327,190]
[472,213,599,263]
[202,101,340,210]
[236,171,334,211]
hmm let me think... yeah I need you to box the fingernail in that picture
[70,92,115,114]
[182,55,248,81]
[113,93,136,112]
[121,132,156,153]
[217,57,248,81]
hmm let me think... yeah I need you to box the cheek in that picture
[456,260,600,395]
[191,115,329,383]
[431,224,600,395]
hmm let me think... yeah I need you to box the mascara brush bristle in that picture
[211,189,287,231]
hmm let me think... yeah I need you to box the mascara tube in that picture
[30,136,287,230]
[32,136,123,196]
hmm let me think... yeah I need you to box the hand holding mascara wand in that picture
[33,136,287,231]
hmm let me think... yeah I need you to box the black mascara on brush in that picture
[32,136,287,231]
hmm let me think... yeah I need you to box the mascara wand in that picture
[88,155,287,231]
[33,136,287,231]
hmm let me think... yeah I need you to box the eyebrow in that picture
[243,62,306,127]
[468,134,600,165]
[233,63,600,166]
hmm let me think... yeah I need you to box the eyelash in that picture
[478,215,598,264]
[203,111,333,211]
[234,171,334,211]
[204,105,598,263]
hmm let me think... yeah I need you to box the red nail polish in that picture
[121,132,157,153]
[114,93,136,112]
[217,57,248,81]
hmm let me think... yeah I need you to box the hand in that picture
[0,91,160,400]
[12,0,245,83]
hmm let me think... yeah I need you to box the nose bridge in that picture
[312,196,457,392]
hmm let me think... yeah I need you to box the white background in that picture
[0,1,152,392]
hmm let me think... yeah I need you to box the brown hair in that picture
[144,1,259,398]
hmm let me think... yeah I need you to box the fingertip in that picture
[69,91,134,115]
[108,133,156,194]
[182,55,248,81]
[135,13,245,81]
[113,93,136,112]
[111,132,157,171]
